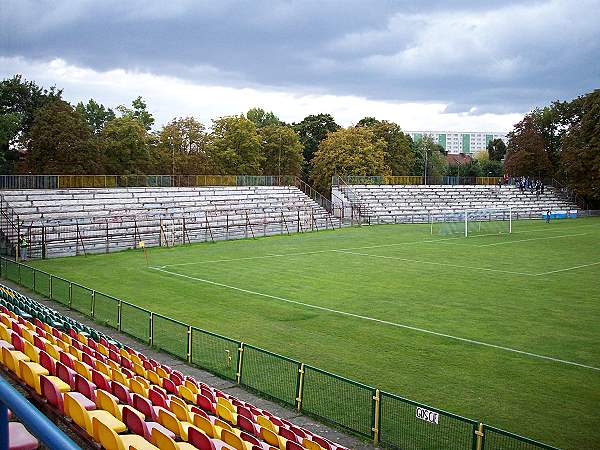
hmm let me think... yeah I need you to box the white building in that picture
[406,131,508,155]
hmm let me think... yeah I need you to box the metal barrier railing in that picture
[0,376,80,450]
[0,259,560,450]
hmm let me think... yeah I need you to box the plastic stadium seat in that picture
[237,416,259,436]
[169,398,195,423]
[129,377,149,397]
[92,369,112,392]
[122,405,176,442]
[157,408,197,441]
[148,387,169,410]
[18,360,49,395]
[239,432,262,449]
[112,381,134,406]
[217,403,238,426]
[64,392,126,436]
[278,428,300,444]
[257,416,278,433]
[302,439,325,450]
[132,393,161,421]
[8,422,39,450]
[260,427,286,450]
[285,442,303,450]
[92,416,159,450]
[162,377,179,395]
[196,394,216,414]
[188,427,235,450]
[193,414,221,439]
[178,385,197,404]
[2,346,31,377]
[150,427,196,450]
[146,369,163,387]
[221,429,252,450]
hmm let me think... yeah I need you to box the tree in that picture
[246,107,282,128]
[116,96,155,130]
[75,99,115,134]
[99,117,154,174]
[0,75,62,172]
[356,118,414,175]
[20,99,99,174]
[504,115,553,177]
[259,125,304,176]
[560,89,600,205]
[157,117,210,174]
[293,114,340,163]
[413,136,447,178]
[487,138,506,161]
[208,116,263,175]
[310,127,388,192]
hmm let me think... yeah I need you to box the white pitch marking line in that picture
[535,261,600,276]
[333,249,536,276]
[149,266,600,372]
[478,233,588,247]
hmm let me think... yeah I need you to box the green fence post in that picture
[236,342,244,384]
[372,388,381,446]
[296,363,305,412]
[149,312,154,346]
[68,282,72,308]
[187,325,192,363]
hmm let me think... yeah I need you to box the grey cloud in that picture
[1,0,599,115]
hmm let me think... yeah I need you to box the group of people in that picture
[516,176,545,198]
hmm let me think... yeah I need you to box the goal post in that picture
[430,208,512,237]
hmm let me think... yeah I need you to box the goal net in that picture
[430,209,512,237]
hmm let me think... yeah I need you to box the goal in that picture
[430,209,512,237]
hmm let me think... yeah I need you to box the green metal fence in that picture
[0,256,561,450]
[70,283,93,315]
[240,344,300,406]
[152,314,189,360]
[190,328,239,381]
[50,276,70,306]
[379,392,478,450]
[482,425,559,450]
[93,292,120,329]
[301,365,375,438]
[119,301,151,343]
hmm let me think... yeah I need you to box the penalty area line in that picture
[149,266,600,372]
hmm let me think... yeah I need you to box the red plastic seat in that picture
[162,378,178,395]
[40,375,95,413]
[238,415,259,436]
[279,427,300,443]
[286,441,304,450]
[122,405,176,442]
[91,369,111,392]
[111,380,133,405]
[196,394,216,414]
[8,422,39,450]
[55,362,76,389]
[148,387,169,409]
[73,373,97,402]
[132,393,161,422]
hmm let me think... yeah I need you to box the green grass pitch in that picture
[29,217,600,449]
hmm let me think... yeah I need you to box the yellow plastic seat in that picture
[0,323,12,342]
[68,345,83,361]
[217,403,238,425]
[42,322,53,334]
[22,340,40,363]
[150,427,197,450]
[19,360,50,395]
[129,352,142,366]
[133,362,146,378]
[74,360,93,381]
[93,416,159,450]
[96,360,111,377]
[46,375,71,393]
[260,427,286,450]
[157,408,198,441]
[129,378,148,397]
[45,344,61,361]
[77,333,88,345]
[155,366,170,379]
[303,438,326,450]
[184,380,199,394]
[214,418,233,437]
[193,414,220,439]
[2,347,31,376]
[222,429,252,450]
[170,399,195,423]
[0,315,12,328]
[257,415,278,433]
[146,370,162,387]
[64,392,126,436]
[111,368,130,387]
[97,343,109,356]
[178,385,197,404]
[55,339,69,352]
[217,397,236,413]
[96,389,126,421]
[21,328,36,344]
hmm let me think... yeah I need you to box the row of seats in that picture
[337,185,577,220]
[0,284,349,450]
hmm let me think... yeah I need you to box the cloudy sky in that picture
[1,0,599,131]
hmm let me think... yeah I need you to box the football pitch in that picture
[29,217,600,449]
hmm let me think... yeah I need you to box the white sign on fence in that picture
[416,406,439,425]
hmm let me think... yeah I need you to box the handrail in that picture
[551,178,588,210]
[293,177,333,212]
[0,376,81,450]
[337,177,371,220]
